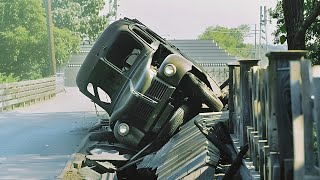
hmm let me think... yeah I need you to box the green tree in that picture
[270,0,320,64]
[0,73,20,83]
[54,27,80,67]
[0,0,80,80]
[198,25,255,59]
[0,0,49,79]
[52,0,108,41]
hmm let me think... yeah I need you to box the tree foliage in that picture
[198,25,255,59]
[0,0,80,81]
[52,0,108,41]
[270,0,320,64]
[0,0,49,80]
[54,27,80,67]
[0,73,19,84]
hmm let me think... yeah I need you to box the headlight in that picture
[164,64,176,77]
[118,123,130,136]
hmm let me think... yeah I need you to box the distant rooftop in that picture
[68,40,236,65]
[169,40,236,64]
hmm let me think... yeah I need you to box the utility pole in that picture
[254,24,257,58]
[44,0,56,76]
[259,6,262,60]
[264,6,268,53]
[259,6,268,60]
[109,0,118,23]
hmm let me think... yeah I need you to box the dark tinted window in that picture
[106,33,142,71]
[89,59,127,103]
[133,28,153,44]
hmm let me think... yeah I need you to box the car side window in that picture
[106,32,142,71]
[125,49,141,66]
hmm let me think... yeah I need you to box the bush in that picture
[0,73,20,84]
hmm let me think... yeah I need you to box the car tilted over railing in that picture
[75,18,232,179]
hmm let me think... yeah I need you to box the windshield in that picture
[88,58,127,105]
[106,32,143,72]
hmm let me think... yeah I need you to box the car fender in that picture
[157,54,193,86]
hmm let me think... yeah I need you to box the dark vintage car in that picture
[76,18,226,149]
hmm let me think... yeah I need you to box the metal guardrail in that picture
[55,74,65,93]
[0,77,64,112]
[228,51,320,180]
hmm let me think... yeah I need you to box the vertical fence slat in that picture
[248,69,254,127]
[290,61,305,180]
[239,59,259,146]
[269,152,281,180]
[251,66,259,131]
[228,62,240,134]
[258,139,268,179]
[228,51,320,179]
[312,66,320,168]
[234,66,241,138]
[300,60,318,176]
[263,145,270,180]
[274,59,292,158]
[267,51,307,179]
[261,68,268,140]
[266,54,279,154]
[228,65,235,134]
[266,54,281,180]
[257,68,267,140]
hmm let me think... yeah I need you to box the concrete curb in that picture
[56,132,93,179]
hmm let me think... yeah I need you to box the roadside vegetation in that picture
[198,25,256,59]
[270,0,320,65]
[0,0,108,83]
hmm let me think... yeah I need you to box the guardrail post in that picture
[267,51,307,180]
[259,68,268,140]
[258,139,268,179]
[300,60,319,177]
[0,77,57,111]
[0,99,3,112]
[228,62,240,134]
[313,66,320,168]
[238,59,259,146]
[290,64,304,180]
[263,145,270,180]
[251,67,259,132]
[229,64,241,138]
[0,85,4,112]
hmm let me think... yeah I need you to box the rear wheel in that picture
[186,72,223,112]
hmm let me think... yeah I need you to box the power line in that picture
[203,30,253,33]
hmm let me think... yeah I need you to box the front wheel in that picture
[186,72,224,112]
[156,104,190,144]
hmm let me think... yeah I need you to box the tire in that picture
[157,104,190,143]
[186,72,224,112]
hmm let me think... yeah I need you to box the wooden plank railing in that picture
[228,51,320,180]
[0,77,63,111]
[203,64,229,85]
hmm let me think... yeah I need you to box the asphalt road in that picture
[0,87,103,179]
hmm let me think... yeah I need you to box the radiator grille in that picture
[135,100,155,120]
[146,79,168,101]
